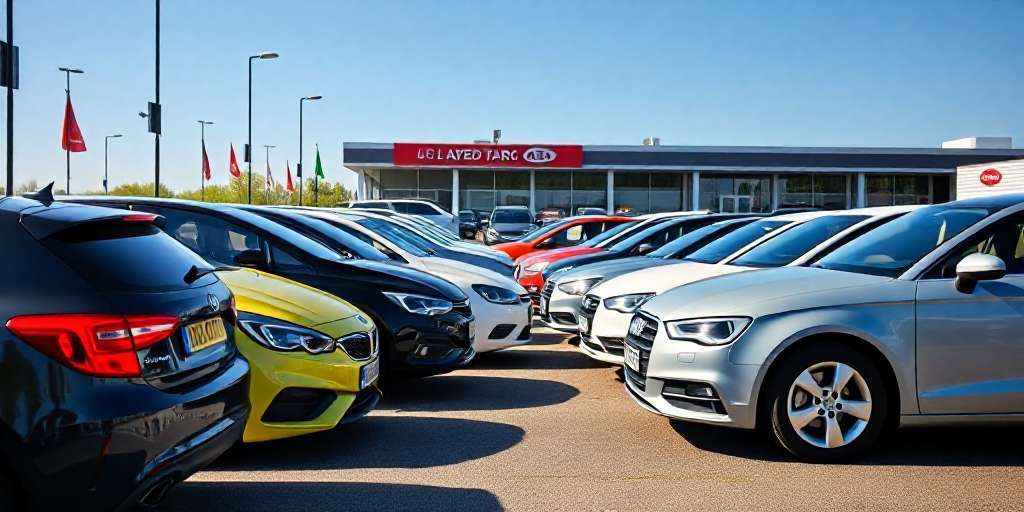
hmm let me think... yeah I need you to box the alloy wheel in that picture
[786,361,872,449]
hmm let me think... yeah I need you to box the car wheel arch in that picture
[752,331,901,433]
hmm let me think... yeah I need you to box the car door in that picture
[915,213,1024,414]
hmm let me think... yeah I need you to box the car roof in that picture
[492,205,529,210]
[946,193,1024,210]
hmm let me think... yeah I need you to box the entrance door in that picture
[719,195,753,213]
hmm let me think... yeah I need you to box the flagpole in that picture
[198,120,213,201]
[314,143,319,207]
[58,66,83,194]
[264,144,275,205]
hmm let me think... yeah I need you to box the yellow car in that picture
[217,268,381,443]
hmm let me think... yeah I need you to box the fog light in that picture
[685,384,716,398]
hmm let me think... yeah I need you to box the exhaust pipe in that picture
[138,478,176,507]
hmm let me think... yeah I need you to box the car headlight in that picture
[524,261,550,273]
[384,292,453,316]
[558,278,602,296]
[603,293,654,313]
[664,317,751,346]
[238,312,336,354]
[472,284,521,305]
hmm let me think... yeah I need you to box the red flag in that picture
[61,95,87,152]
[286,161,295,193]
[229,144,241,178]
[202,141,212,181]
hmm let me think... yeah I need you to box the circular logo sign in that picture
[523,147,557,164]
[980,168,1002,187]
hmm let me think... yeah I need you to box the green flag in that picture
[314,146,325,179]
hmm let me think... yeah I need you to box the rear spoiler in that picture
[18,189,165,239]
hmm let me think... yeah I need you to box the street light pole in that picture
[58,66,83,194]
[153,0,160,197]
[298,95,322,206]
[103,134,122,194]
[5,0,13,197]
[247,51,278,204]
[198,120,213,201]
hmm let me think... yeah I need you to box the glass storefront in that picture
[613,172,686,214]
[866,175,930,206]
[535,171,571,216]
[778,174,849,210]
[699,174,771,213]
[572,172,606,214]
[367,168,453,210]
[458,170,529,215]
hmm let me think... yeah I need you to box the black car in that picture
[0,194,249,511]
[67,197,476,378]
[458,209,484,239]
[541,213,758,277]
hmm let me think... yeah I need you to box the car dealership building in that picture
[343,139,1024,215]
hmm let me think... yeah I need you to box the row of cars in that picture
[495,198,1024,462]
[0,188,532,510]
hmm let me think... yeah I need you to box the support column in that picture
[452,169,460,213]
[691,171,701,211]
[856,173,866,208]
[529,169,536,213]
[357,169,366,200]
[771,173,780,211]
[606,170,614,213]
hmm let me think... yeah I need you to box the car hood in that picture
[517,246,603,266]
[549,256,675,285]
[640,266,910,321]
[420,257,527,294]
[217,268,362,328]
[326,258,468,302]
[589,260,753,299]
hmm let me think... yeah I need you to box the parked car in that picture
[334,209,515,275]
[348,199,458,234]
[218,268,381,442]
[535,207,565,225]
[249,207,533,353]
[459,209,485,239]
[626,196,1024,461]
[494,214,635,261]
[485,205,538,244]
[65,197,475,379]
[0,193,249,510]
[576,207,607,216]
[342,208,511,261]
[539,217,762,333]
[586,207,915,365]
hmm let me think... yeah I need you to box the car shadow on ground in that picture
[155,481,503,511]
[472,349,611,371]
[209,416,524,471]
[671,421,1024,466]
[380,375,580,411]
[523,329,568,346]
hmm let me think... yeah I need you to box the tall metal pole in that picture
[314,143,319,206]
[153,0,160,197]
[58,68,83,193]
[247,56,253,203]
[298,98,303,206]
[5,0,12,196]
[103,134,121,195]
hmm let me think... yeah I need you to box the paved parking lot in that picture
[157,327,1024,512]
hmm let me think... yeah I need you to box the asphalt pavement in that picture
[155,326,1024,511]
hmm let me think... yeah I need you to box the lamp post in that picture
[263,144,275,204]
[198,120,213,201]
[103,134,122,194]
[247,51,278,204]
[298,95,322,206]
[58,67,83,194]
[153,0,160,197]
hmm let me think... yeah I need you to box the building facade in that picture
[343,141,1024,215]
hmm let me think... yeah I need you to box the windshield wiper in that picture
[184,264,238,284]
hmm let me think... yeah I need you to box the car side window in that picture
[269,243,312,273]
[582,222,607,240]
[138,206,263,266]
[926,214,1024,278]
[403,203,439,215]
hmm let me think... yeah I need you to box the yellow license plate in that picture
[184,317,227,355]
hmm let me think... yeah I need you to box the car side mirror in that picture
[955,253,1006,293]
[636,243,657,255]
[233,249,268,269]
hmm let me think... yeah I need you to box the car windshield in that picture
[349,217,435,256]
[813,206,992,277]
[684,219,792,264]
[224,207,346,262]
[491,209,532,224]
[459,211,474,221]
[406,215,459,240]
[520,220,568,242]
[649,219,757,259]
[585,221,637,247]
[263,211,390,261]
[383,215,455,246]
[607,218,692,252]
[730,215,867,268]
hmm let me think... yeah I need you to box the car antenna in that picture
[24,182,55,206]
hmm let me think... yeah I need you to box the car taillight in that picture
[121,213,158,223]
[6,314,179,377]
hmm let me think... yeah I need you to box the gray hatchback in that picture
[626,194,1024,461]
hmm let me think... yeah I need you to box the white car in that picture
[579,206,919,364]
[348,199,459,234]
[293,208,533,353]
[342,208,509,260]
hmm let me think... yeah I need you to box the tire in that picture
[766,342,889,462]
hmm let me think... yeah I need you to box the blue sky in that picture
[2,0,1022,193]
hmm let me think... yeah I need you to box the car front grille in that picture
[451,300,472,318]
[624,312,658,391]
[540,280,556,313]
[579,294,600,335]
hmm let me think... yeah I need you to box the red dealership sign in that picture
[393,143,583,168]
[980,168,1002,187]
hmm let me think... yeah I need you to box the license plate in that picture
[183,317,227,355]
[579,316,590,334]
[625,344,641,372]
[360,358,380,389]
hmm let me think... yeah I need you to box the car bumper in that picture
[236,332,380,443]
[470,296,533,353]
[623,331,760,429]
[390,310,476,375]
[540,287,585,333]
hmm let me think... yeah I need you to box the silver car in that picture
[625,195,1024,462]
